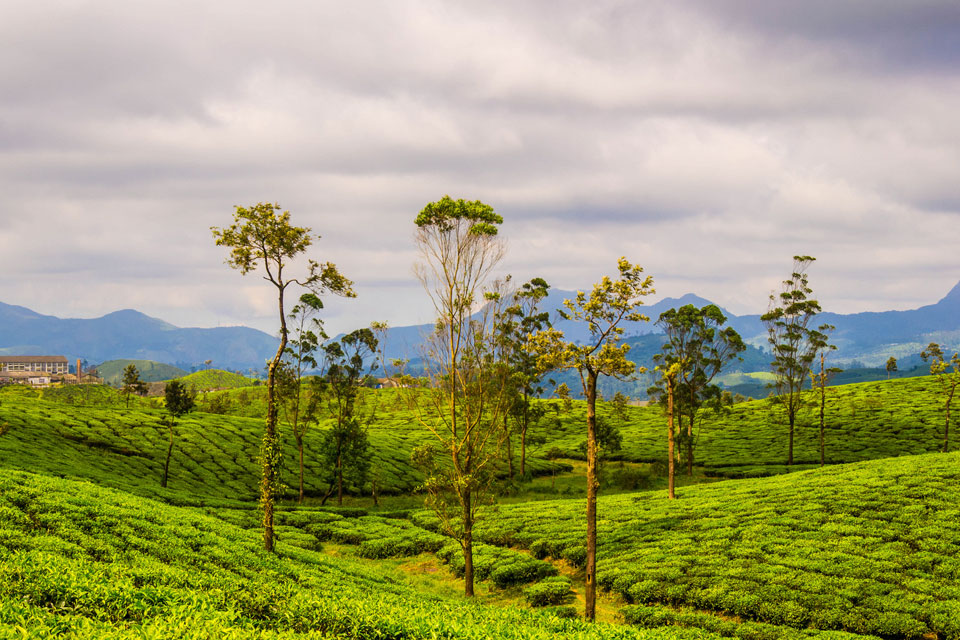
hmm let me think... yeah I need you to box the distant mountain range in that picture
[0,302,278,372]
[377,280,960,369]
[2,279,958,375]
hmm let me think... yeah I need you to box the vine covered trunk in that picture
[584,369,599,621]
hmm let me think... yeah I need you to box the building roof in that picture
[0,355,68,363]
[0,371,33,379]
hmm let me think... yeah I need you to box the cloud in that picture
[0,1,958,340]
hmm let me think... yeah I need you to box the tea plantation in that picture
[460,453,960,639]
[538,376,948,477]
[0,389,565,505]
[0,469,725,639]
[1,375,958,638]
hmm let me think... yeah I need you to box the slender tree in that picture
[555,382,573,413]
[655,362,681,499]
[809,327,841,468]
[407,195,510,598]
[161,380,195,488]
[211,202,354,552]
[495,277,552,478]
[886,356,898,380]
[277,293,326,504]
[921,342,960,453]
[527,257,654,621]
[121,364,147,409]
[650,304,745,478]
[761,256,827,466]
[316,328,377,505]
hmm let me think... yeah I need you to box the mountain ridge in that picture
[2,278,958,371]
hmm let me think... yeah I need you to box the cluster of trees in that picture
[205,199,957,624]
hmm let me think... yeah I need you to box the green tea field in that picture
[1,374,958,638]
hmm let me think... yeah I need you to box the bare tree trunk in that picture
[262,288,288,553]
[463,488,474,597]
[667,381,675,500]
[521,426,527,478]
[161,421,174,488]
[337,450,343,506]
[687,388,695,476]
[945,393,953,453]
[819,355,826,467]
[788,405,795,467]
[320,484,334,506]
[505,414,514,479]
[584,370,598,621]
[521,391,528,477]
[297,435,305,504]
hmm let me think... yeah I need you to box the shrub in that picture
[524,577,573,607]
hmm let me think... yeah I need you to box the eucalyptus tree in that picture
[886,357,898,379]
[761,256,827,466]
[277,293,326,504]
[211,202,354,552]
[809,324,840,467]
[408,195,511,598]
[555,382,573,413]
[161,380,195,489]
[921,342,960,453]
[655,362,681,499]
[121,364,147,409]
[527,257,654,621]
[314,328,378,506]
[495,277,552,478]
[650,304,745,478]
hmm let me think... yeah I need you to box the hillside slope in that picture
[462,452,960,639]
[540,375,949,477]
[0,469,716,640]
[0,390,563,504]
[95,359,188,385]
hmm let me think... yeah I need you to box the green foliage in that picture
[0,389,566,506]
[95,360,187,385]
[0,469,721,640]
[164,380,195,419]
[524,577,575,607]
[435,541,559,588]
[121,364,148,409]
[921,342,960,452]
[529,376,951,476]
[649,304,746,475]
[761,256,829,465]
[178,369,257,391]
[475,452,960,639]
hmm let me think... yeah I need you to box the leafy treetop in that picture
[211,202,355,300]
[414,195,504,237]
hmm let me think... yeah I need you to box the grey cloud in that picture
[1,0,959,338]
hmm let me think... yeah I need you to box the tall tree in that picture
[277,293,326,504]
[809,326,840,468]
[761,256,827,466]
[161,380,195,488]
[121,364,147,409]
[211,202,354,552]
[408,195,510,598]
[315,328,377,505]
[495,277,552,478]
[654,362,681,499]
[527,257,654,621]
[921,342,960,453]
[555,382,573,413]
[886,356,898,380]
[650,304,745,478]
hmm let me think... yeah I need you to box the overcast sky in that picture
[2,1,959,336]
